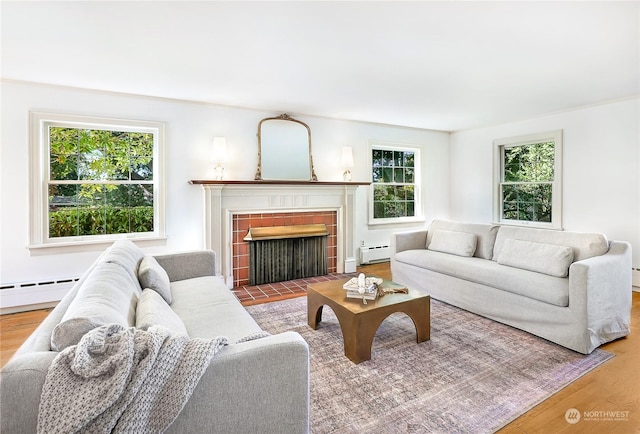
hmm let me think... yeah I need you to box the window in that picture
[370,142,421,224]
[493,130,562,229]
[29,112,166,249]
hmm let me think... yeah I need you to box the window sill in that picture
[493,220,563,231]
[27,235,168,256]
[368,216,426,227]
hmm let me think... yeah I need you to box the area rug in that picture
[246,296,613,433]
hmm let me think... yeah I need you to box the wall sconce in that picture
[341,146,354,181]
[212,137,227,180]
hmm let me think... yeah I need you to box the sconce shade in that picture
[341,147,354,168]
[212,137,227,162]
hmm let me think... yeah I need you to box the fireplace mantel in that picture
[189,180,370,186]
[191,180,368,287]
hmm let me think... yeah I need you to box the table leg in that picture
[341,314,378,363]
[307,292,324,329]
[405,297,431,343]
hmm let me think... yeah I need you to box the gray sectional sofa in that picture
[391,219,632,354]
[0,240,309,433]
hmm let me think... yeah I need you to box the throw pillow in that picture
[138,255,172,304]
[51,262,138,351]
[427,230,477,257]
[497,238,574,277]
[136,288,188,335]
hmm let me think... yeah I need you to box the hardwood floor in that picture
[1,262,638,432]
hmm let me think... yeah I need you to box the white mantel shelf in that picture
[189,180,370,186]
[190,180,369,287]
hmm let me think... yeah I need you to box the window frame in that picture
[493,130,563,230]
[368,140,423,226]
[29,112,167,251]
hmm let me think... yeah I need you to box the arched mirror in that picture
[255,114,318,181]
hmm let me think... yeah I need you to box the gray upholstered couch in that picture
[391,219,632,354]
[0,240,309,433]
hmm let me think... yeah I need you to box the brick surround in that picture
[232,211,337,287]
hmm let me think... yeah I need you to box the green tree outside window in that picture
[48,127,154,237]
[501,141,554,223]
[372,148,415,219]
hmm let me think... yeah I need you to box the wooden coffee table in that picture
[307,278,430,363]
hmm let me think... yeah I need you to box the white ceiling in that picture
[1,1,638,131]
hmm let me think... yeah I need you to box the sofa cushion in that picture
[136,288,187,335]
[138,255,172,304]
[428,230,477,257]
[395,249,569,306]
[426,219,499,260]
[497,239,574,277]
[492,226,608,262]
[50,262,138,351]
[102,239,146,294]
[170,276,263,341]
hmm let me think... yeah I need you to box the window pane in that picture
[372,149,383,167]
[50,154,78,181]
[382,167,393,183]
[130,132,154,157]
[131,157,153,180]
[382,150,393,166]
[404,168,414,183]
[371,146,418,221]
[47,126,156,237]
[404,152,414,168]
[393,151,403,166]
[372,167,382,183]
[129,184,153,208]
[49,184,78,237]
[78,153,106,180]
[504,142,554,182]
[502,183,552,222]
[393,168,404,183]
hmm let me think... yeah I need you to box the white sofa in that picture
[391,219,632,354]
[1,240,309,433]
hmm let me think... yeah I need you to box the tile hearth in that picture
[233,272,357,306]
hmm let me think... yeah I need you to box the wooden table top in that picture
[307,278,429,314]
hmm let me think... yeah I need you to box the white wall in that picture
[449,98,640,276]
[0,80,450,288]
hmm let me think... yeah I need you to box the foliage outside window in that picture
[30,113,166,248]
[370,143,421,224]
[494,130,562,229]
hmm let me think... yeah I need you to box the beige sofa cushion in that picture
[136,288,187,335]
[395,249,569,306]
[138,255,172,304]
[102,239,145,294]
[497,239,574,277]
[426,219,499,260]
[492,226,608,262]
[428,230,477,257]
[50,262,138,351]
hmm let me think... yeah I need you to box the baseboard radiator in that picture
[0,277,78,314]
[360,245,391,264]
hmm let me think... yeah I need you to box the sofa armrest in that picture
[391,230,428,255]
[1,352,59,433]
[154,250,216,282]
[166,331,309,434]
[569,240,632,352]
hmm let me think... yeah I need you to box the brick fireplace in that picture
[190,180,366,287]
[234,213,336,286]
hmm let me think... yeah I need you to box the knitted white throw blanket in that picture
[38,324,268,434]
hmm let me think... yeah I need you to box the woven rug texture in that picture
[246,296,613,434]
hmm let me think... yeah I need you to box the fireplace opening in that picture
[244,224,329,285]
